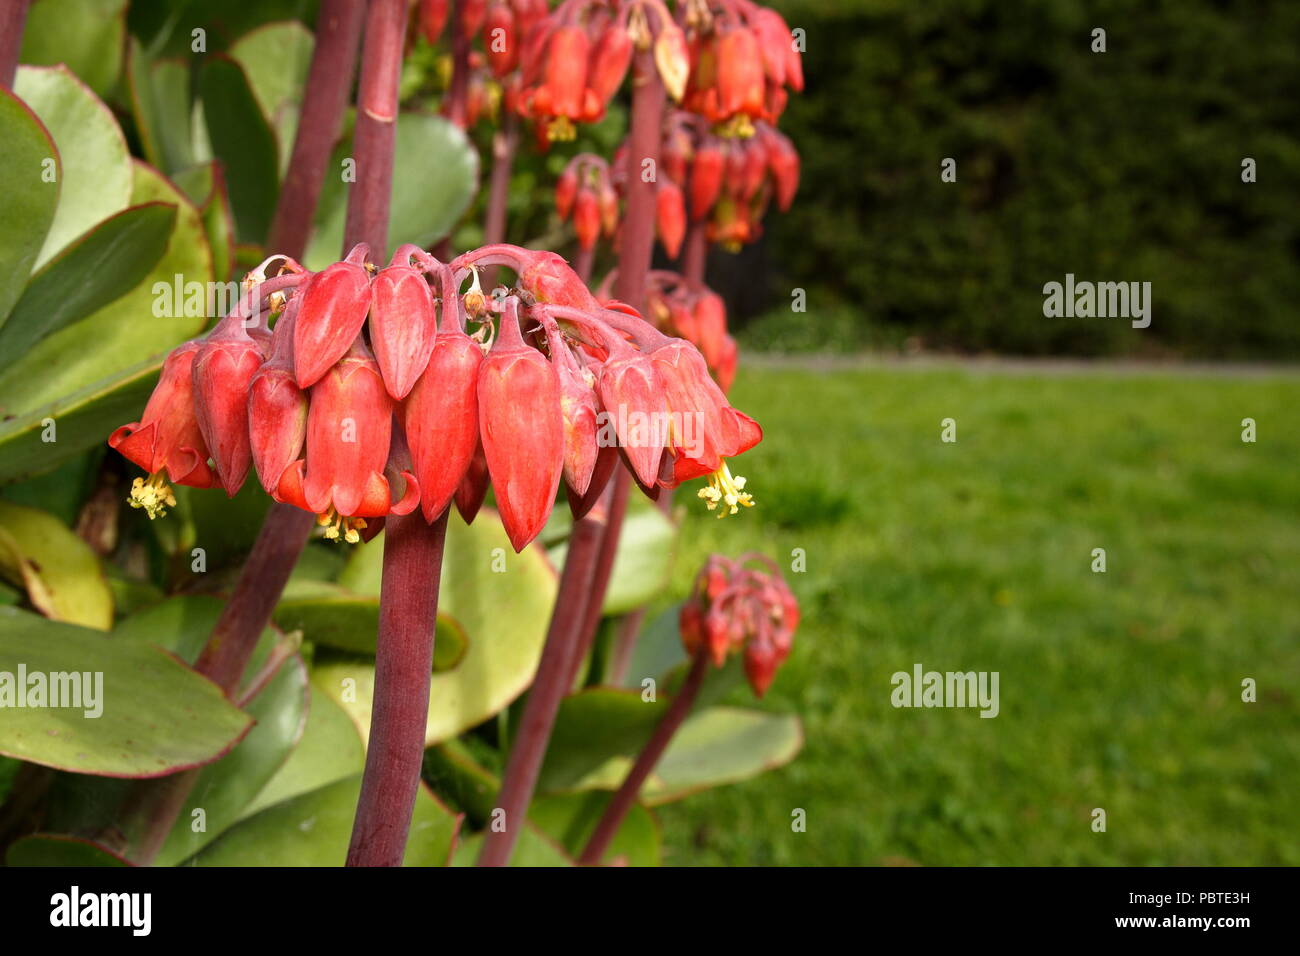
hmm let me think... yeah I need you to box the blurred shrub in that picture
[744,0,1300,357]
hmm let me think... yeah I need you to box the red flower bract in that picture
[293,255,372,388]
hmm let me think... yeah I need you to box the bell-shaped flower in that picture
[274,337,418,541]
[477,299,564,551]
[248,305,308,494]
[110,339,216,517]
[405,325,483,522]
[293,246,372,388]
[192,316,269,496]
[369,258,437,400]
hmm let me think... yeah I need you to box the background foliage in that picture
[731,0,1300,358]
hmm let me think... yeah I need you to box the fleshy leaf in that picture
[0,500,112,629]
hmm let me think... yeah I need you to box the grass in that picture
[650,359,1300,865]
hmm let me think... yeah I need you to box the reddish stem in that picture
[267,0,366,259]
[0,0,30,90]
[347,511,449,866]
[681,221,707,285]
[578,649,708,865]
[445,2,472,129]
[613,51,666,313]
[343,0,407,259]
[573,243,595,285]
[564,468,632,688]
[483,112,518,245]
[475,500,610,866]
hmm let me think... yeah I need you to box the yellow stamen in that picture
[697,462,754,518]
[128,472,177,520]
[317,507,367,544]
[716,114,756,140]
[547,116,577,142]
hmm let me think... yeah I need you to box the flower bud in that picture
[556,358,600,497]
[654,23,690,102]
[690,143,725,220]
[555,165,579,219]
[109,340,216,497]
[656,179,687,259]
[405,327,483,522]
[192,321,268,496]
[419,0,450,45]
[545,26,590,118]
[484,2,518,77]
[717,28,765,119]
[455,443,490,523]
[477,304,565,551]
[293,258,372,388]
[588,24,632,104]
[369,264,437,400]
[574,188,601,251]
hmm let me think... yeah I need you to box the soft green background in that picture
[654,361,1299,865]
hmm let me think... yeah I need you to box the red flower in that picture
[248,313,308,495]
[274,339,418,541]
[656,178,687,259]
[109,339,215,516]
[477,300,564,550]
[191,317,269,496]
[369,261,437,400]
[293,250,372,388]
[405,326,483,522]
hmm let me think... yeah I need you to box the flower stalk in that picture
[0,0,31,90]
[578,648,708,864]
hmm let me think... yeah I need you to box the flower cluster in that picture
[662,110,798,250]
[110,243,762,551]
[679,0,804,136]
[555,153,619,252]
[516,0,686,144]
[596,269,736,390]
[679,552,798,696]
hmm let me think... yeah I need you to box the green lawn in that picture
[651,359,1300,865]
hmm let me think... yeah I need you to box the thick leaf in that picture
[568,708,803,806]
[0,500,112,629]
[198,55,279,245]
[423,739,499,826]
[537,687,669,794]
[277,584,467,671]
[185,776,460,867]
[6,834,130,867]
[127,43,195,175]
[0,160,212,467]
[529,792,661,866]
[612,603,689,688]
[313,510,557,746]
[0,607,252,777]
[152,652,310,866]
[0,202,176,373]
[549,494,676,616]
[19,0,128,100]
[450,822,574,867]
[240,685,364,819]
[0,89,59,325]
[228,21,314,175]
[305,113,479,270]
[0,360,157,485]
[13,65,132,270]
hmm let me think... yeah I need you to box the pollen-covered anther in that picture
[547,117,577,142]
[697,462,754,518]
[129,472,177,520]
[316,508,368,544]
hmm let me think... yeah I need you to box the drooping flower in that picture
[476,298,565,551]
[191,315,269,496]
[109,339,215,517]
[369,253,438,401]
[274,337,419,542]
[293,246,373,388]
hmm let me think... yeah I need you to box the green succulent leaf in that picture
[127,43,195,175]
[528,792,662,866]
[198,55,280,245]
[313,510,557,746]
[0,499,112,629]
[228,21,314,176]
[449,822,574,867]
[185,776,460,867]
[13,65,132,270]
[305,113,479,270]
[0,607,252,777]
[0,88,60,325]
[239,684,364,819]
[0,202,177,373]
[5,834,130,867]
[19,0,128,101]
